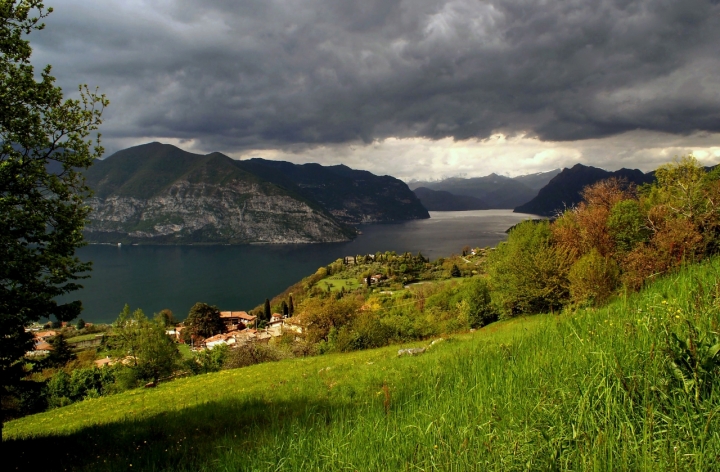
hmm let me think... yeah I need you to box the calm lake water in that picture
[63,210,539,323]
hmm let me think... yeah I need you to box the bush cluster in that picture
[487,156,720,314]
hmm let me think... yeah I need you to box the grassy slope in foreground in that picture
[5,260,720,471]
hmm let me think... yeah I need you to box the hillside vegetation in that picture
[5,156,720,470]
[514,164,655,216]
[4,257,720,471]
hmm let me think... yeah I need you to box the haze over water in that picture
[65,210,540,323]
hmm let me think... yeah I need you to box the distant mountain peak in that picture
[407,169,560,208]
[514,165,654,216]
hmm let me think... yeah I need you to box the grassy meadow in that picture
[4,257,720,471]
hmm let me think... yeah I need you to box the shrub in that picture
[664,320,720,404]
[463,278,499,327]
[607,199,650,254]
[568,249,619,306]
[184,345,228,375]
[487,221,573,315]
[223,343,289,369]
[296,296,362,344]
[45,366,118,408]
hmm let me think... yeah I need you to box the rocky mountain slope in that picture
[514,164,655,216]
[235,159,428,225]
[83,143,384,244]
[412,187,489,211]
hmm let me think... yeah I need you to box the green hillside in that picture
[5,258,719,471]
[85,143,306,202]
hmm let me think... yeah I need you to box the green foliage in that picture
[567,249,619,306]
[297,297,362,344]
[184,302,224,339]
[184,344,228,375]
[46,365,118,409]
[44,334,76,368]
[263,298,271,322]
[0,0,107,427]
[155,309,175,327]
[75,318,86,330]
[223,343,289,369]
[664,320,720,405]
[652,155,709,220]
[450,264,461,277]
[487,221,573,315]
[607,199,650,253]
[5,259,720,471]
[111,305,180,383]
[425,278,497,329]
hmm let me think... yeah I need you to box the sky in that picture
[31,0,720,181]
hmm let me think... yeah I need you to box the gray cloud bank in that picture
[32,0,720,157]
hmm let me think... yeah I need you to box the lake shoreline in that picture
[64,210,540,324]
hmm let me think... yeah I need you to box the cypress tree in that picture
[263,298,271,321]
[288,295,294,316]
[46,334,75,367]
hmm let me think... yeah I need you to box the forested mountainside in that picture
[514,164,655,216]
[83,143,426,244]
[235,158,428,224]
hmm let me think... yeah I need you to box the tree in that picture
[288,295,294,316]
[487,221,574,315]
[45,333,75,368]
[184,303,224,339]
[112,305,180,384]
[296,297,361,344]
[263,298,271,322]
[450,264,461,277]
[155,309,175,327]
[0,2,108,428]
[75,318,86,330]
[282,301,289,317]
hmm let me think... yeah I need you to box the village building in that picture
[364,274,385,285]
[204,332,240,350]
[283,317,303,334]
[166,326,184,341]
[94,357,113,368]
[267,323,283,337]
[219,311,256,330]
[33,330,57,341]
[26,340,53,357]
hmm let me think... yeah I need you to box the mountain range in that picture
[409,169,561,209]
[83,143,428,244]
[514,164,656,216]
[83,143,670,243]
[411,187,489,211]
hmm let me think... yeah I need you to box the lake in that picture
[63,210,540,323]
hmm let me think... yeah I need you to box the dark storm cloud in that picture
[31,0,720,152]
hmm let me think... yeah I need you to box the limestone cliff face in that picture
[83,142,426,245]
[85,178,351,244]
